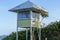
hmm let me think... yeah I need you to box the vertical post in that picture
[30,11,33,40]
[16,13,18,40]
[38,17,44,40]
[38,27,41,40]
[26,28,28,40]
[38,15,42,40]
[45,37,47,40]
[30,26,32,40]
[16,27,18,40]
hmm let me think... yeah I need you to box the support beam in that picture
[30,11,33,40]
[38,28,41,40]
[26,28,28,40]
[16,13,18,40]
[30,27,33,40]
[16,27,18,40]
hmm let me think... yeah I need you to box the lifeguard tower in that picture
[9,1,48,40]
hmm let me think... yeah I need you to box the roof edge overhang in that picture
[9,7,48,17]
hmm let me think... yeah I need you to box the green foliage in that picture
[41,21,60,40]
[2,32,16,40]
[2,21,60,40]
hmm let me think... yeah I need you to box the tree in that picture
[2,21,60,40]
[41,21,60,40]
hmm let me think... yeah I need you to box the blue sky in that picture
[0,0,60,35]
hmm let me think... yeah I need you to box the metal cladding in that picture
[9,1,48,17]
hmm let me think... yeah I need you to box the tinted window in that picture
[32,12,40,19]
[18,11,30,20]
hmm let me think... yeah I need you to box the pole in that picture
[16,13,18,40]
[30,11,33,40]
[38,27,41,40]
[30,27,32,40]
[16,27,18,40]
[26,28,28,40]
[38,17,44,40]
